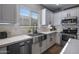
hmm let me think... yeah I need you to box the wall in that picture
[0,4,44,37]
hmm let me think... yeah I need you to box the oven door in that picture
[62,34,69,41]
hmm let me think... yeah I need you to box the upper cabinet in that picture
[0,4,17,24]
[41,8,54,26]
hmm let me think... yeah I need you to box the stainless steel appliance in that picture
[7,39,33,54]
[61,17,77,24]
[61,28,77,46]
[19,39,33,54]
[61,16,77,46]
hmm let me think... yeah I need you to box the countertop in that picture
[60,38,79,54]
[0,30,61,48]
[0,35,32,48]
[39,30,58,34]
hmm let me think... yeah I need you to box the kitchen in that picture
[0,4,79,54]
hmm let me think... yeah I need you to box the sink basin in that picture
[28,33,43,36]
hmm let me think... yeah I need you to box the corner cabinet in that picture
[41,8,54,26]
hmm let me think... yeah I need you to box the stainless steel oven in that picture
[61,28,77,46]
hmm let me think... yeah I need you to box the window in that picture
[19,6,39,26]
[31,12,38,19]
[20,7,30,16]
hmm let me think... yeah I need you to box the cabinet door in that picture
[2,4,16,24]
[76,7,79,23]
[42,9,53,26]
[46,10,51,25]
[40,40,47,53]
[0,5,3,23]
[32,43,40,54]
[46,33,56,49]
[46,34,51,49]
[76,7,79,17]
[55,33,61,45]
[69,8,77,17]
[51,13,54,25]
[49,33,56,47]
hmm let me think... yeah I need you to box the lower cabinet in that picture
[32,43,41,54]
[0,33,57,54]
[49,33,56,47]
[32,40,47,54]
[32,33,56,54]
[40,40,47,53]
[46,33,56,49]
[55,32,61,45]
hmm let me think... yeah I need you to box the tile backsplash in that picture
[0,24,34,37]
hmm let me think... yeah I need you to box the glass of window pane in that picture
[31,12,38,26]
[19,7,31,26]
[20,7,30,16]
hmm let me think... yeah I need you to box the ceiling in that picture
[42,4,79,12]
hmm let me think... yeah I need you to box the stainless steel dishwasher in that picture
[20,39,33,54]
[7,39,33,54]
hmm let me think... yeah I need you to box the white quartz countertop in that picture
[39,30,58,34]
[0,35,32,48]
[60,38,79,54]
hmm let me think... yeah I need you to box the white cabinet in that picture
[46,33,56,49]
[32,43,40,54]
[42,8,54,26]
[55,32,61,45]
[32,38,47,54]
[49,33,56,47]
[46,34,51,49]
[40,40,47,53]
[69,8,77,17]
[76,7,79,17]
[51,13,54,25]
[0,4,17,24]
[0,5,2,21]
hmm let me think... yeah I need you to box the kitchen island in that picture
[60,38,79,54]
